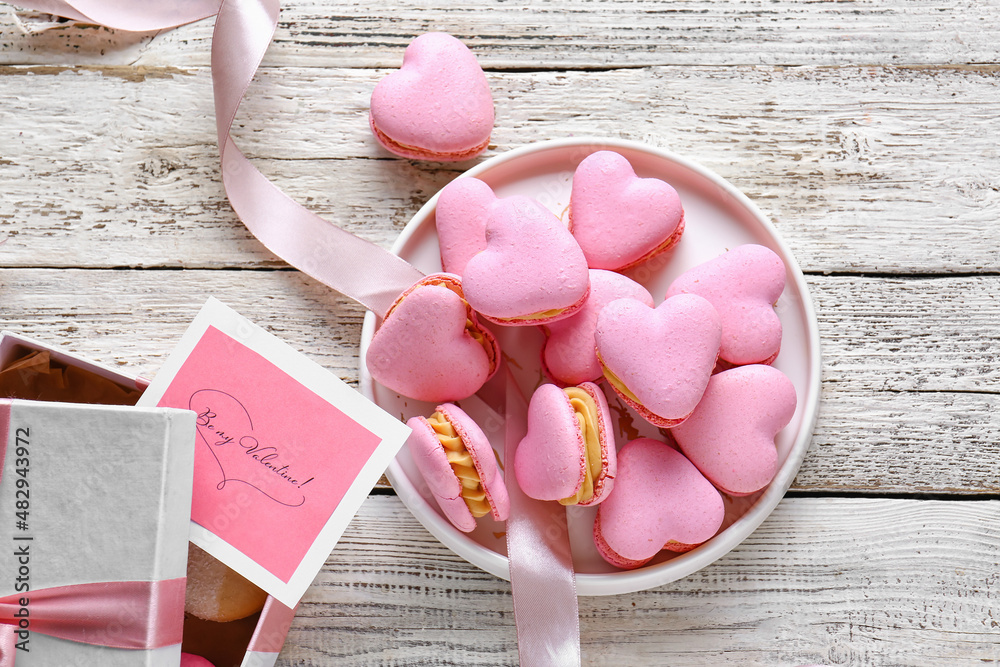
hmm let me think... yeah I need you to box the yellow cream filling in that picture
[559,387,603,506]
[464,318,495,369]
[428,412,491,518]
[601,363,642,406]
[499,307,566,322]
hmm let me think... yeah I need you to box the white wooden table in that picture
[2,2,999,665]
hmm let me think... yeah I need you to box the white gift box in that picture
[0,332,297,667]
[0,331,195,665]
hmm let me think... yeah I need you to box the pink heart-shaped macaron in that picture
[513,382,616,506]
[463,195,590,326]
[593,438,724,569]
[435,177,496,276]
[366,275,499,402]
[406,403,509,533]
[671,364,797,496]
[666,244,786,366]
[542,269,654,386]
[595,294,721,427]
[569,150,684,271]
[369,33,494,161]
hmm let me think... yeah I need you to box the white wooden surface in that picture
[1,2,998,665]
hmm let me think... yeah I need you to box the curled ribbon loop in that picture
[14,0,423,318]
[211,0,423,318]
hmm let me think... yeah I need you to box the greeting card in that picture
[138,298,411,608]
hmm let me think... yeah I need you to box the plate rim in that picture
[359,136,822,596]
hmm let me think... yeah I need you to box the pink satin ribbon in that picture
[211,0,423,318]
[501,368,581,666]
[0,578,186,666]
[7,2,582,663]
[12,0,221,31]
[247,596,298,653]
[15,0,424,318]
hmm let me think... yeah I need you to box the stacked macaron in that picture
[405,402,509,533]
[513,382,616,507]
[460,189,591,326]
[365,137,799,569]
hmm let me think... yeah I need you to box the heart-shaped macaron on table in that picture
[369,32,494,161]
[360,138,820,596]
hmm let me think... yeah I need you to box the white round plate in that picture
[359,137,821,596]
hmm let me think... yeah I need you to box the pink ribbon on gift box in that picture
[0,579,187,666]
[7,2,582,664]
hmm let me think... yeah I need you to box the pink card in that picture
[138,298,411,607]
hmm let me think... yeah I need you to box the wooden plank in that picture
[2,268,999,493]
[813,276,1000,393]
[801,389,1000,494]
[2,1,999,69]
[282,495,1000,666]
[4,270,999,394]
[0,268,369,382]
[1,64,999,273]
